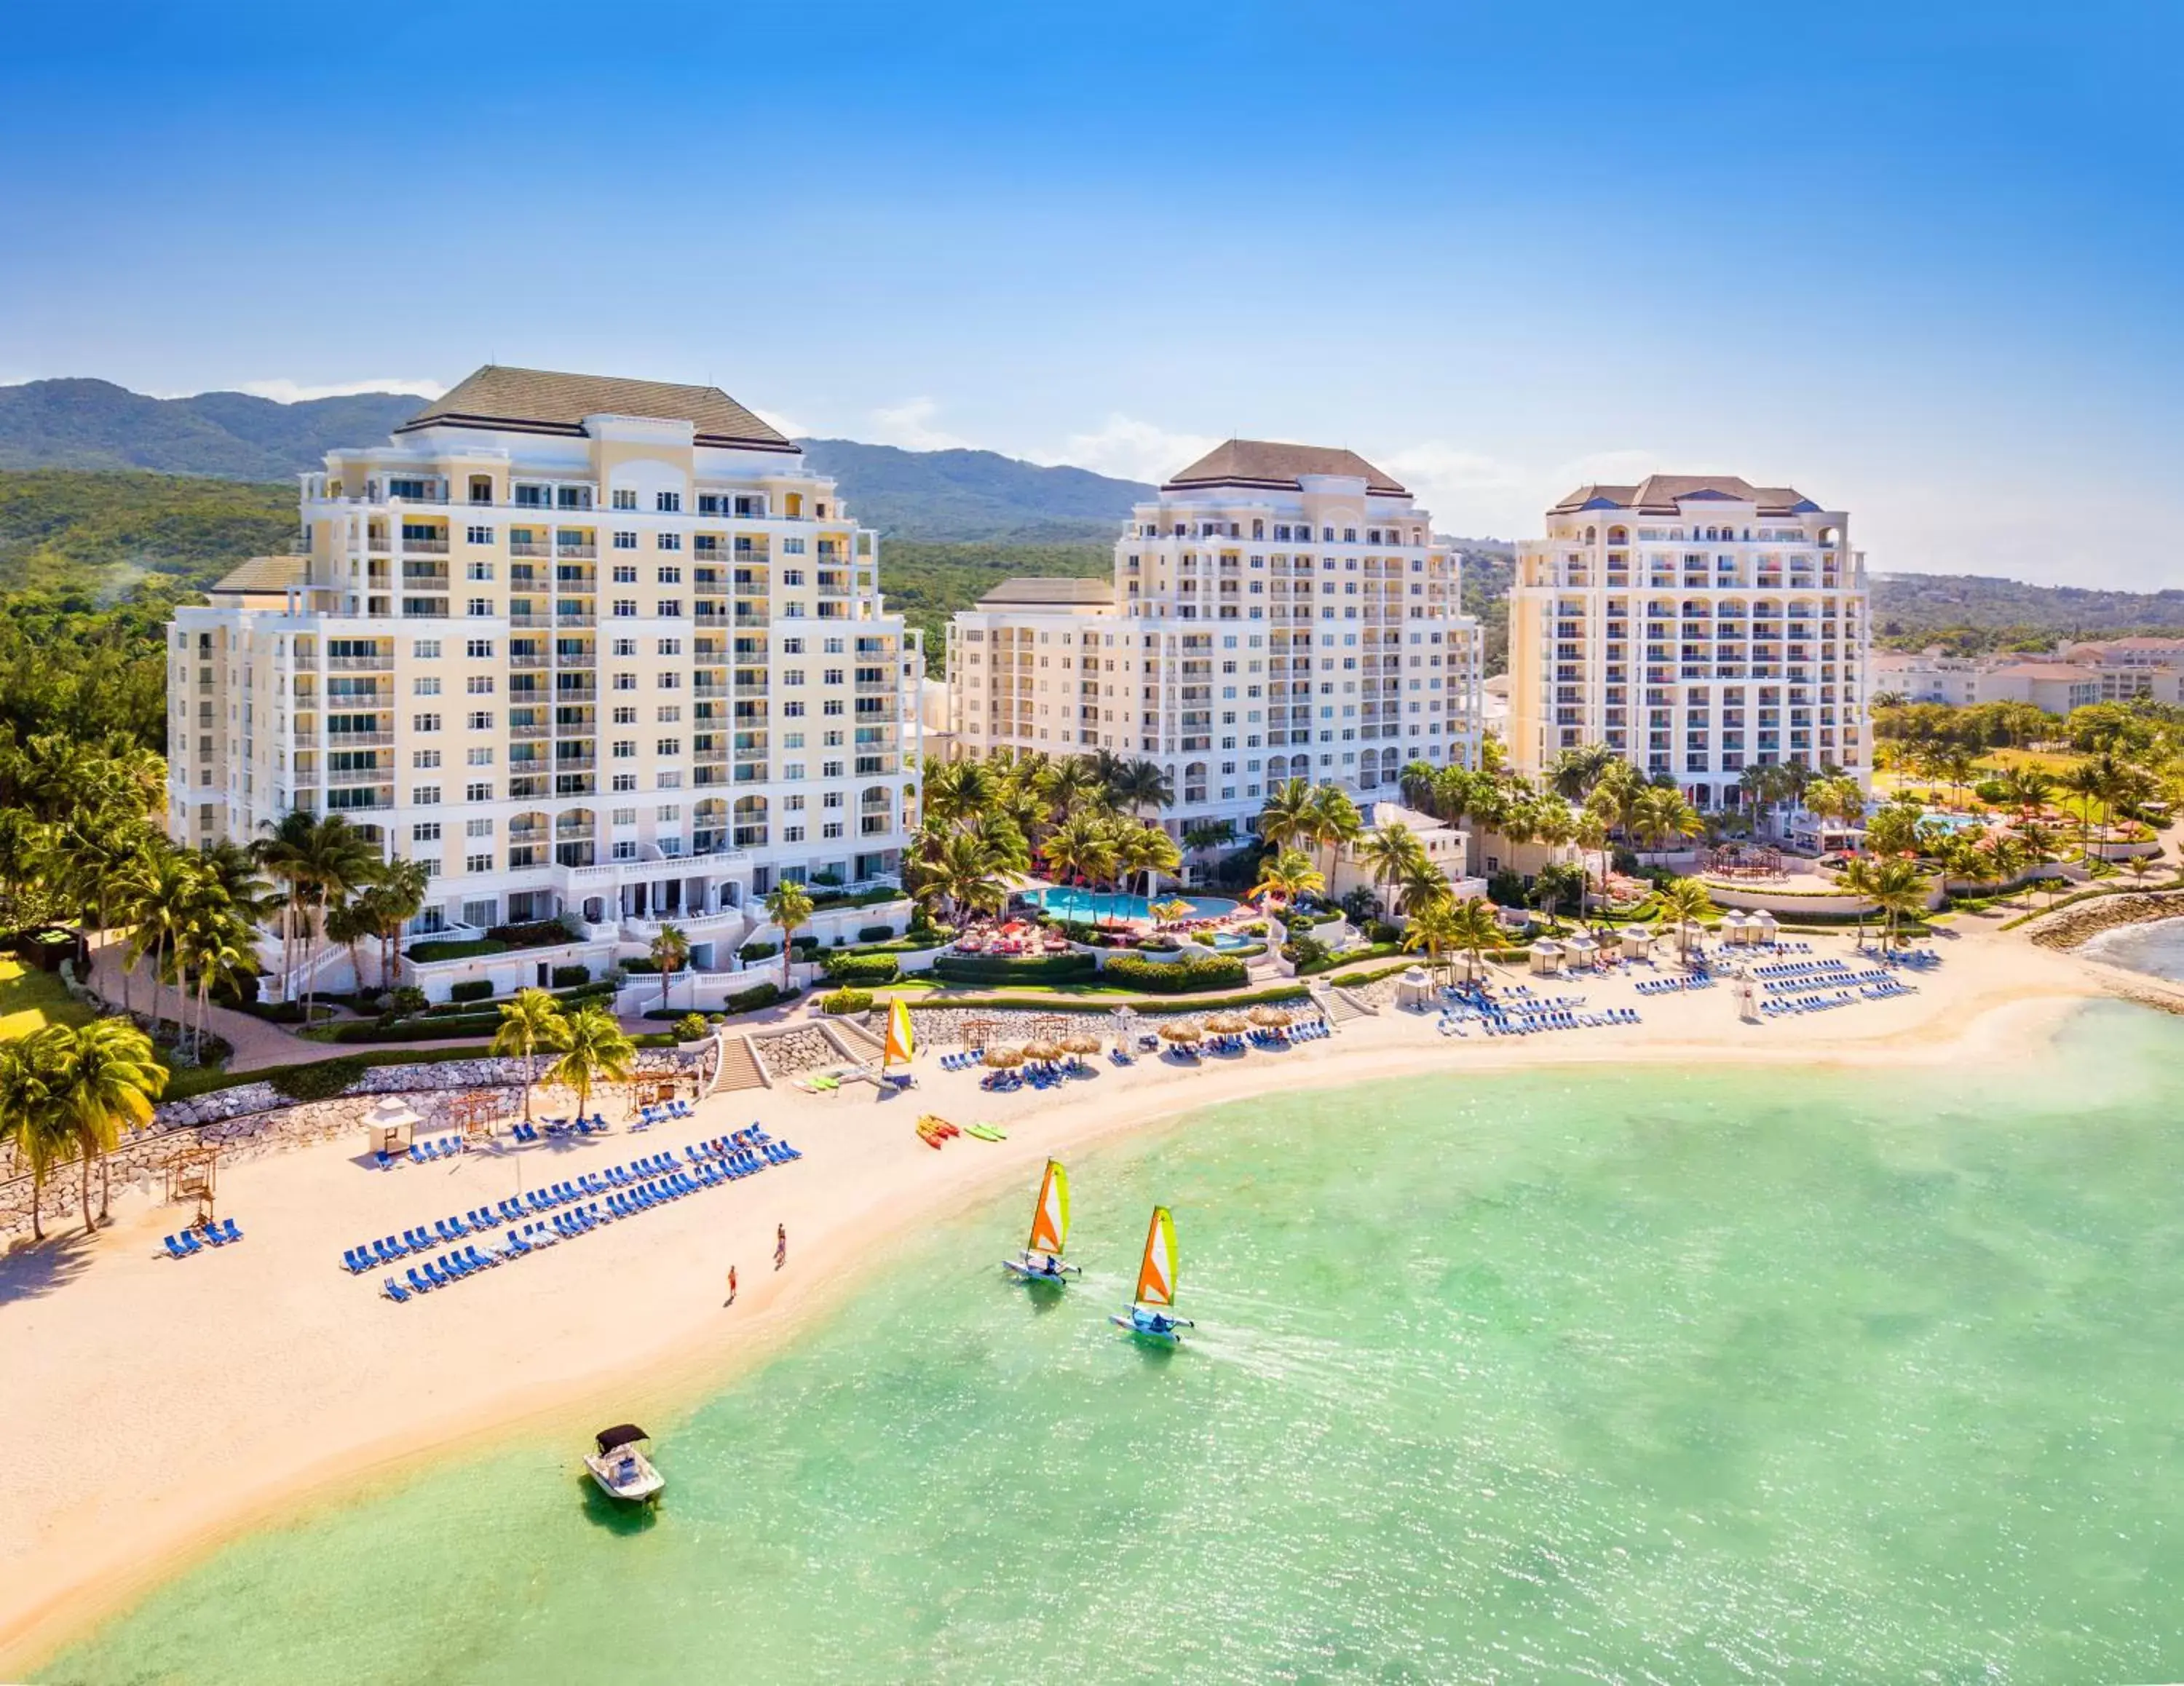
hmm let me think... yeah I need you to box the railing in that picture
[327,729,394,747]
[326,764,392,787]
[400,539,450,555]
[327,654,392,670]
[555,544,598,560]
[510,541,551,558]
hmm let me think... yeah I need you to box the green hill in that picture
[0,379,420,478]
[796,438,1148,540]
[0,470,295,593]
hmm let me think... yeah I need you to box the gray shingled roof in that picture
[976,577,1117,608]
[208,555,305,594]
[399,365,795,451]
[1163,440,1406,496]
[1548,475,1817,516]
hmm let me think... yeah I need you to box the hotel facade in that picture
[167,367,924,984]
[1506,477,1869,809]
[944,441,1484,842]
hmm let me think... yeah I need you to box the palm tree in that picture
[2060,758,2108,861]
[1629,787,1704,856]
[1115,823,1182,900]
[1305,784,1364,882]
[1546,743,1619,802]
[123,844,197,1040]
[1401,895,1461,973]
[1357,822,1431,919]
[1656,876,1715,962]
[2006,765,2054,815]
[251,813,379,1016]
[0,1034,69,1243]
[1041,810,1117,897]
[50,1017,164,1228]
[1837,855,1881,949]
[1445,895,1504,981]
[1530,860,1588,933]
[354,860,430,991]
[1111,760,1174,819]
[1257,777,1318,858]
[325,895,375,997]
[1250,847,1324,908]
[542,1003,635,1123]
[1870,857,1930,949]
[1575,810,1611,925]
[970,812,1032,877]
[764,879,816,990]
[491,987,566,1123]
[649,922,691,1010]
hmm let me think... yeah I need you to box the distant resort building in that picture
[943,440,1485,843]
[166,366,925,993]
[1506,476,1870,809]
[1872,638,2184,711]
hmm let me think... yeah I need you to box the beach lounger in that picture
[382,1275,411,1303]
[424,1260,453,1289]
[163,1235,189,1261]
[407,1267,433,1294]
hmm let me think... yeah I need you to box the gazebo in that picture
[1563,933,1600,972]
[363,1095,421,1158]
[1619,926,1655,961]
[1529,939,1565,977]
[1720,911,1753,946]
[1395,966,1435,1010]
[1749,909,1780,946]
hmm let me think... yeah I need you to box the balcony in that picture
[555,543,598,560]
[510,541,551,558]
[327,654,393,670]
[327,729,394,748]
[400,538,450,555]
[327,764,391,788]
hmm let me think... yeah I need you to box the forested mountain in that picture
[1869,572,2184,654]
[0,380,419,478]
[795,438,1149,540]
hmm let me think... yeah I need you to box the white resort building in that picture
[944,440,1484,843]
[1506,476,1870,809]
[167,366,925,996]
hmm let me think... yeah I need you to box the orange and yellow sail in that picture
[1026,1160,1070,1258]
[882,998,915,1067]
[1132,1206,1178,1309]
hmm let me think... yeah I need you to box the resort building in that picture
[1871,647,1982,708]
[167,365,925,989]
[1871,642,2183,711]
[1324,802,1487,907]
[944,440,1484,843]
[1507,476,1870,810]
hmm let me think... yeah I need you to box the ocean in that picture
[47,1002,2184,1684]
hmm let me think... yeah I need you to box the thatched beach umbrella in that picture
[1158,1020,1203,1043]
[1022,1039,1064,1062]
[1246,1005,1292,1028]
[1203,1012,1249,1034]
[981,1045,1024,1069]
[1060,1032,1102,1055]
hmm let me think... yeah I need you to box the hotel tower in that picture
[1506,476,1869,808]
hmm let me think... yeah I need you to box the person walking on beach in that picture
[725,1264,737,1307]
[775,1224,787,1270]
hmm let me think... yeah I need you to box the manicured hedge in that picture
[409,939,507,963]
[724,981,791,1015]
[1098,954,1249,994]
[1297,942,1402,977]
[325,1012,504,1043]
[448,979,494,1004]
[622,957,660,974]
[821,952,902,985]
[857,923,896,943]
[931,952,1099,985]
[821,987,874,1015]
[550,963,589,988]
[737,942,778,963]
[485,919,577,949]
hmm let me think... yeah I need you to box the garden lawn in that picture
[0,956,96,1038]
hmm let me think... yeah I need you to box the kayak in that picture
[965,1123,1006,1142]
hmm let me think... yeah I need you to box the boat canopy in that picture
[595,1423,650,1454]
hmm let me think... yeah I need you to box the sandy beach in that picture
[0,918,2164,1674]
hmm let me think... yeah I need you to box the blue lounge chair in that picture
[381,1276,411,1303]
[464,1244,493,1271]
[218,1217,242,1244]
[162,1235,189,1261]
[406,1267,433,1294]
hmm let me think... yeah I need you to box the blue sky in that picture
[4,1,2178,586]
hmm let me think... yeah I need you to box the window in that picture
[613,705,637,724]
[466,852,494,873]
[412,822,442,842]
[657,705,681,722]
[656,600,683,617]
[466,525,494,545]
[467,710,494,730]
[467,638,494,658]
[466,561,494,580]
[613,673,637,691]
[465,780,492,802]
[822,821,844,839]
[466,675,494,694]
[657,804,680,821]
[783,824,806,843]
[822,791,844,809]
[784,762,807,780]
[613,740,636,759]
[612,489,638,510]
[782,569,805,586]
[612,807,637,826]
[414,712,442,732]
[414,676,441,695]
[613,531,638,550]
[465,817,493,837]
[823,668,844,685]
[656,535,681,553]
[783,700,805,717]
[657,672,681,689]
[612,840,637,860]
[783,668,805,686]
[656,491,681,513]
[656,638,682,656]
[822,699,843,716]
[612,564,637,583]
[467,599,493,617]
[412,785,441,805]
[467,747,493,766]
[786,793,806,810]
[613,600,638,617]
[781,638,804,655]
[612,638,637,657]
[411,749,441,769]
[656,737,681,756]
[411,639,440,659]
[612,772,637,791]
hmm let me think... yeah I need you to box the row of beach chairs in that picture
[630,1099,693,1131]
[1761,967,1890,994]
[160,1219,243,1259]
[1634,975,1715,996]
[373,1131,800,1302]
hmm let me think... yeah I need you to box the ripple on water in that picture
[45,1002,2184,1686]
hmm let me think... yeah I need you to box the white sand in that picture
[0,919,2148,1671]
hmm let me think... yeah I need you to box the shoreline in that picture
[0,921,2144,1675]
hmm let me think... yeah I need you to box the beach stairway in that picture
[1310,980,1374,1028]
[826,1016,887,1061]
[710,1034,768,1096]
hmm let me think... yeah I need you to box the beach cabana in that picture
[1394,966,1434,1010]
[1749,910,1780,945]
[1619,926,1655,961]
[1720,911,1750,946]
[1528,939,1564,977]
[1022,1039,1064,1064]
[363,1095,421,1158]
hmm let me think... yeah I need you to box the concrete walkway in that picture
[87,940,339,1073]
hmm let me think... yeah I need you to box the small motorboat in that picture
[585,1423,665,1504]
[1002,1159,1082,1284]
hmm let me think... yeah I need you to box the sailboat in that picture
[1110,1205,1193,1343]
[1002,1159,1080,1283]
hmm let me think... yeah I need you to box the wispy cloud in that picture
[234,376,447,403]
[1037,414,1221,486]
[866,397,974,452]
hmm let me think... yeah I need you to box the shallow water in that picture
[2080,914,2184,983]
[49,1004,2184,1685]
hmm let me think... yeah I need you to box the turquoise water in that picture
[50,1004,2184,1685]
[1032,887,1238,924]
[2083,915,2184,984]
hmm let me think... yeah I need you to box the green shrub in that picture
[674,1012,711,1042]
[1487,869,1527,909]
[1099,953,1249,994]
[622,957,660,974]
[269,1056,368,1102]
[1282,934,1332,970]
[1298,941,1402,977]
[389,985,428,1016]
[328,1013,504,1042]
[823,951,901,985]
[1366,919,1402,945]
[820,987,874,1016]
[724,981,788,1015]
[737,942,778,963]
[485,919,576,949]
[550,963,589,988]
[857,923,897,943]
[930,952,1099,985]
[408,939,507,963]
[448,979,494,1004]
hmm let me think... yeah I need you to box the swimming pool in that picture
[1031,887,1239,924]
[1205,931,1262,951]
[1920,811,1992,834]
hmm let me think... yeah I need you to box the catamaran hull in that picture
[1111,1312,1184,1344]
[1003,1259,1079,1283]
